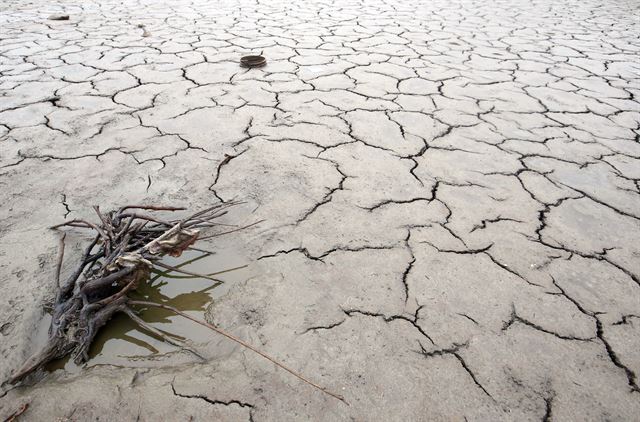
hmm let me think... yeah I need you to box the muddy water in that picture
[39,246,253,374]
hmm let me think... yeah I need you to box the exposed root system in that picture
[7,203,345,404]
[9,204,227,383]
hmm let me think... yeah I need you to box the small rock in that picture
[137,23,151,37]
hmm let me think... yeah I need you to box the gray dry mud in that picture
[1,0,639,420]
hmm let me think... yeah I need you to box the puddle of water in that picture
[43,246,253,373]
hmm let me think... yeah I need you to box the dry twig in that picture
[130,300,347,404]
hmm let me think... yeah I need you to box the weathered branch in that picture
[55,232,66,288]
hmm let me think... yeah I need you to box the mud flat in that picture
[1,0,639,420]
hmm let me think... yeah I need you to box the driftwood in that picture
[9,204,224,383]
[7,203,345,403]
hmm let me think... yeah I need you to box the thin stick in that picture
[50,219,92,229]
[51,219,108,239]
[118,213,173,226]
[187,246,217,255]
[93,206,114,240]
[55,233,66,288]
[182,202,239,223]
[118,205,186,213]
[154,264,248,279]
[51,219,110,253]
[198,220,264,240]
[150,251,212,283]
[153,261,223,283]
[123,308,205,361]
[184,219,236,228]
[129,300,347,404]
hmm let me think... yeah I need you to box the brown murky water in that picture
[36,246,253,374]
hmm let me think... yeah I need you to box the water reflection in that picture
[45,247,249,373]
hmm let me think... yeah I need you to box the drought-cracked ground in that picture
[1,0,639,420]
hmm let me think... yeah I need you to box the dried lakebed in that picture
[1,0,639,420]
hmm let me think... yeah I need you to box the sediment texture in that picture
[1,0,639,420]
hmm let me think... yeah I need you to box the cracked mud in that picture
[1,0,639,420]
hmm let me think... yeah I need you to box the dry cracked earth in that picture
[1,0,640,420]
